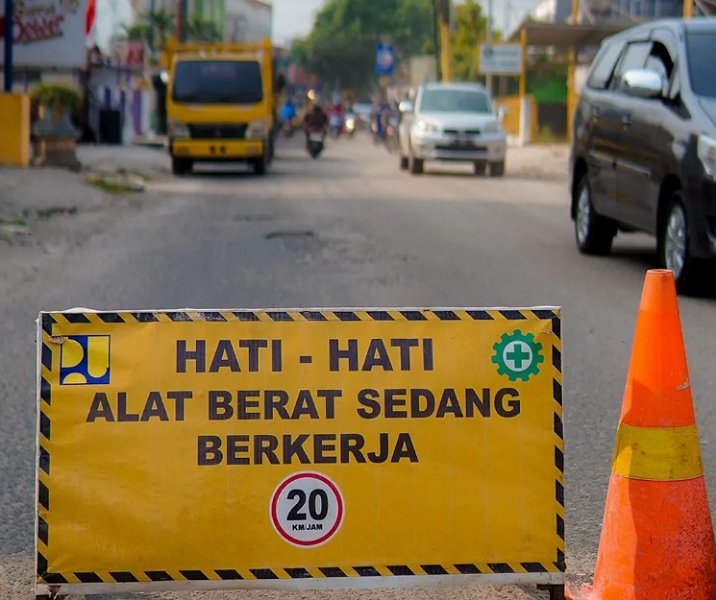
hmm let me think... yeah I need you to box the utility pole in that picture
[486,0,493,95]
[177,0,189,42]
[436,0,452,82]
[4,0,13,92]
[567,0,580,141]
[684,0,693,18]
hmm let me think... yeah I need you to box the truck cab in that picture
[165,38,274,175]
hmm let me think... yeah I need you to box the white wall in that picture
[225,0,273,42]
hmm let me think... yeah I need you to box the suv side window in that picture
[609,41,651,90]
[587,41,625,90]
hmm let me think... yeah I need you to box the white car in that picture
[398,82,507,176]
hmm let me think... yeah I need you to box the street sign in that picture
[36,308,564,596]
[479,44,523,75]
[375,43,395,76]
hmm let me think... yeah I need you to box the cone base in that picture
[591,474,716,600]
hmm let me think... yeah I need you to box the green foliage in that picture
[31,84,81,111]
[121,22,150,42]
[292,0,436,94]
[145,9,175,50]
[185,16,223,43]
[450,0,487,82]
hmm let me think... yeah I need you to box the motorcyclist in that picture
[303,104,329,143]
[280,97,297,136]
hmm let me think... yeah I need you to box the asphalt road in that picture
[1,136,714,599]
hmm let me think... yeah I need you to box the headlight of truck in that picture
[246,119,267,139]
[169,120,190,139]
[697,134,716,179]
[415,119,439,135]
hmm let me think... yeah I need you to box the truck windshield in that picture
[686,31,716,98]
[172,60,263,104]
[420,89,491,113]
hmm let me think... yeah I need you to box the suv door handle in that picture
[621,113,632,127]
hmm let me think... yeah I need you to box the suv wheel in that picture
[409,149,424,175]
[659,193,699,292]
[489,161,505,177]
[574,174,615,255]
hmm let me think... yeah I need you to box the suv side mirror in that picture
[622,68,663,98]
[497,106,507,122]
[399,100,414,114]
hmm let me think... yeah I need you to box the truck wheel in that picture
[171,157,192,175]
[490,161,505,177]
[253,157,267,175]
[574,173,616,255]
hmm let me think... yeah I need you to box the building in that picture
[529,0,684,24]
[225,0,272,42]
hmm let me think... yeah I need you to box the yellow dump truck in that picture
[164,38,274,175]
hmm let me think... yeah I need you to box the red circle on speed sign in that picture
[270,472,344,547]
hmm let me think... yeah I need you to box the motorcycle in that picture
[344,115,356,137]
[307,132,325,159]
[329,113,344,138]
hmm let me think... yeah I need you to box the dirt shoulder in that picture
[0,145,169,293]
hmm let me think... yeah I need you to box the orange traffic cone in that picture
[569,269,716,600]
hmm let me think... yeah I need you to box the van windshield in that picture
[686,31,716,98]
[419,89,491,113]
[172,60,263,104]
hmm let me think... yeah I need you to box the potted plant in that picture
[30,83,82,169]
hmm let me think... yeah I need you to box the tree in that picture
[185,16,223,43]
[146,9,174,51]
[120,22,149,42]
[291,0,435,94]
[450,0,488,82]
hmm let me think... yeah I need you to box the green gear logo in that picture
[492,330,544,382]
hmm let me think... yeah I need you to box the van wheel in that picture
[171,157,192,175]
[574,174,616,255]
[659,193,700,293]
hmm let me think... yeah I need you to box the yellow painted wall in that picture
[494,94,539,143]
[0,94,30,167]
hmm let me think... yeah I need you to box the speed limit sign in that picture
[270,472,344,547]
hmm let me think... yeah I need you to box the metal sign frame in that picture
[36,307,565,599]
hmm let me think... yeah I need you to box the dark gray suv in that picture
[570,18,716,291]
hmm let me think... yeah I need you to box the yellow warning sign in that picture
[36,308,564,594]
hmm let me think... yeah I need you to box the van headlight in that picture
[698,135,716,179]
[246,119,267,139]
[169,120,190,139]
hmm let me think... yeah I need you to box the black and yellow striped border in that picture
[37,308,564,586]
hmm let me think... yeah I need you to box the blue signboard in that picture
[375,43,395,76]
